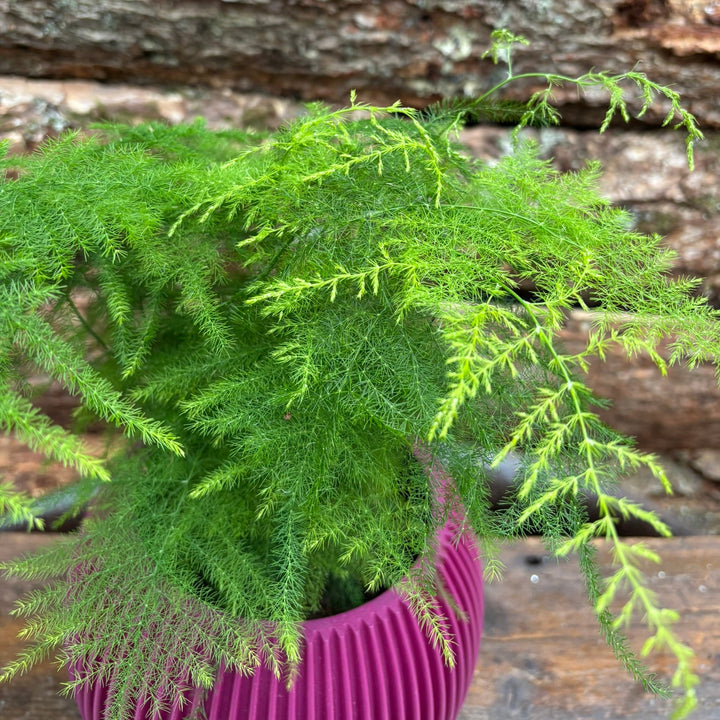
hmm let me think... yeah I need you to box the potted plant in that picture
[0,31,710,720]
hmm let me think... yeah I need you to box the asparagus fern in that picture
[0,33,709,719]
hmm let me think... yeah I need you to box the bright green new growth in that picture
[0,32,709,719]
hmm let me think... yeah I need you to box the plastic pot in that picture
[73,519,483,720]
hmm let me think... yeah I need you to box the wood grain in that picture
[461,536,720,720]
[1,534,718,719]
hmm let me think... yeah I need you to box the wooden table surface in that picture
[1,533,718,720]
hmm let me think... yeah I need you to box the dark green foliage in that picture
[0,34,710,720]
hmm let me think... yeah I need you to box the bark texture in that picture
[0,0,719,125]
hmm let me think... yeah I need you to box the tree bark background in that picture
[1,0,720,454]
[0,0,719,125]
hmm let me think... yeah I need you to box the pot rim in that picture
[299,521,458,637]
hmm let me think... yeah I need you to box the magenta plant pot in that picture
[73,521,483,720]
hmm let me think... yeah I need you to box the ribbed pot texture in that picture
[73,521,484,720]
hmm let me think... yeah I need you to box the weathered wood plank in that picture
[461,536,720,719]
[1,534,719,719]
[0,534,81,719]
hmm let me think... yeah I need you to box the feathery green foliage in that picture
[0,32,710,719]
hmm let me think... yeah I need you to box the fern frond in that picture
[0,482,42,530]
[0,44,710,719]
